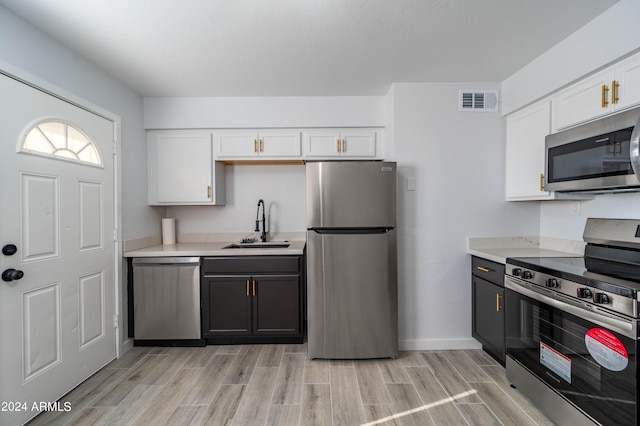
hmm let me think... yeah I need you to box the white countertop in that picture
[467,236,585,264]
[123,232,306,257]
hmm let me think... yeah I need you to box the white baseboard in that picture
[119,338,134,357]
[399,338,482,351]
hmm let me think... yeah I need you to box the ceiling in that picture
[0,0,619,97]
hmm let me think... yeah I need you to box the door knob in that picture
[2,244,17,256]
[2,269,24,282]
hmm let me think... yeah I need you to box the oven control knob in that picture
[521,270,533,279]
[512,268,522,277]
[577,288,593,298]
[593,293,610,304]
[546,278,559,288]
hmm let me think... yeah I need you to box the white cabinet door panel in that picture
[506,101,552,200]
[341,131,376,157]
[217,132,259,158]
[259,132,301,157]
[552,69,614,132]
[150,131,215,203]
[615,54,640,111]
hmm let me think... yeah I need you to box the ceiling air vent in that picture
[459,90,499,112]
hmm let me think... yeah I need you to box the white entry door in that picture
[0,74,116,425]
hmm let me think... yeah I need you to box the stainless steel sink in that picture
[223,242,290,249]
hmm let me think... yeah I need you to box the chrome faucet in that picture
[255,199,268,242]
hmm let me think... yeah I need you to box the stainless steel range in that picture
[505,218,640,426]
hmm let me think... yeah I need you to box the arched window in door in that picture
[20,120,103,167]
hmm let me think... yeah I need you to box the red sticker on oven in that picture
[585,328,628,371]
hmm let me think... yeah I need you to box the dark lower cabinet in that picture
[202,256,304,344]
[471,256,505,364]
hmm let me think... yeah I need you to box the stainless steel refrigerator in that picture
[306,161,398,359]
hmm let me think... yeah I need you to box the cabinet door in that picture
[216,132,259,158]
[303,131,341,157]
[252,275,300,336]
[259,132,301,157]
[202,276,252,337]
[552,69,615,132]
[149,131,213,203]
[341,131,376,157]
[505,101,552,200]
[472,276,504,362]
[614,53,640,111]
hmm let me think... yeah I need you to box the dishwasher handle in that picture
[132,257,200,267]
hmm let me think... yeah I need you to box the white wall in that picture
[0,5,156,352]
[389,82,540,349]
[502,0,640,114]
[0,5,159,241]
[499,0,640,241]
[144,96,386,129]
[167,164,306,234]
[541,195,640,240]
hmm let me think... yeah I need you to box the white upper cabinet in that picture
[614,54,640,111]
[148,131,225,205]
[552,53,640,132]
[505,101,592,201]
[216,131,301,159]
[506,101,554,200]
[303,130,378,158]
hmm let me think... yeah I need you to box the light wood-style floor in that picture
[29,344,554,425]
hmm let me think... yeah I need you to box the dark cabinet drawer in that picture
[471,256,504,286]
[202,256,300,275]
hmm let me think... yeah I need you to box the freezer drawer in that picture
[307,229,398,359]
[132,257,201,341]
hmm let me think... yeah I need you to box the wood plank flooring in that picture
[29,345,554,425]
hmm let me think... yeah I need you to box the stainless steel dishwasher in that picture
[132,257,204,345]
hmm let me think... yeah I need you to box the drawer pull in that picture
[496,294,502,312]
[246,279,250,296]
[476,266,492,273]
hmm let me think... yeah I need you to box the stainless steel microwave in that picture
[545,107,640,193]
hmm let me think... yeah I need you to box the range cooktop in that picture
[507,256,640,298]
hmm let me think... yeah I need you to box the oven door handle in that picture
[505,277,636,339]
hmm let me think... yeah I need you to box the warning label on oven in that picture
[585,328,628,372]
[540,342,571,383]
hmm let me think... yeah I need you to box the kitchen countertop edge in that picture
[123,240,306,257]
[467,236,585,264]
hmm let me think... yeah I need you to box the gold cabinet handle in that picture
[342,139,345,153]
[496,294,502,312]
[246,279,250,296]
[207,185,212,199]
[539,173,544,191]
[252,279,256,296]
[254,139,258,153]
[476,266,492,273]
[259,138,264,152]
[602,84,609,108]
[336,139,341,153]
[612,80,620,104]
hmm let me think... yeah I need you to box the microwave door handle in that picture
[505,277,636,339]
[630,115,640,182]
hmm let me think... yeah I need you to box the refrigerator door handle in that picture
[309,227,393,235]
